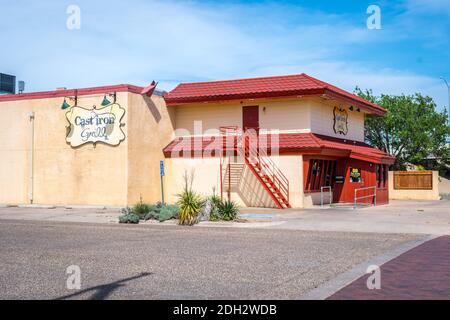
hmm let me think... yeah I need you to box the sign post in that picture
[160,160,165,206]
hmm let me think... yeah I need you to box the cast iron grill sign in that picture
[65,104,126,147]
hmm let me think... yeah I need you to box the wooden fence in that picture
[393,171,433,190]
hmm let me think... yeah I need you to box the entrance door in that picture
[338,159,377,205]
[242,106,259,132]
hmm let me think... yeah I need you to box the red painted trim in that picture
[0,84,144,102]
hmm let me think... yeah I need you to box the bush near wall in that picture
[119,202,180,224]
[207,196,239,222]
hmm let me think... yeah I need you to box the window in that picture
[305,159,337,192]
[376,164,388,188]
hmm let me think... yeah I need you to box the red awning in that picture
[163,133,395,164]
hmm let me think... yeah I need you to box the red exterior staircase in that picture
[219,127,291,209]
[241,135,291,209]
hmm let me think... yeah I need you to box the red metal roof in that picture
[313,134,395,164]
[163,133,395,164]
[164,73,386,115]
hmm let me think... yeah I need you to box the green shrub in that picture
[208,205,221,221]
[217,200,239,221]
[177,171,203,226]
[118,207,140,224]
[158,204,180,222]
[143,210,159,221]
[132,197,153,219]
[208,194,222,207]
[205,194,220,221]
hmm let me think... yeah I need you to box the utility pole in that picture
[440,77,450,124]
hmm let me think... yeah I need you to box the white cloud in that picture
[0,0,447,113]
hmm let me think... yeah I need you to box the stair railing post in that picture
[374,186,377,207]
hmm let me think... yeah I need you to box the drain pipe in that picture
[29,112,35,204]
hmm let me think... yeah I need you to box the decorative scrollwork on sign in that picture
[65,104,125,147]
[333,107,348,135]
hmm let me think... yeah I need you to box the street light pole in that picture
[440,77,450,124]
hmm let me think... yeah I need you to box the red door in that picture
[242,106,259,132]
[339,159,377,205]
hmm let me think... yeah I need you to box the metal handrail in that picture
[220,129,290,207]
[354,186,377,209]
[243,135,289,203]
[320,186,332,207]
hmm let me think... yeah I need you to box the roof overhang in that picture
[162,133,395,164]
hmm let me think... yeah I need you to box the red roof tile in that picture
[164,73,386,115]
[162,133,395,164]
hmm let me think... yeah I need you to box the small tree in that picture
[355,88,450,171]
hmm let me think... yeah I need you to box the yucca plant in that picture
[177,171,203,226]
[217,200,239,221]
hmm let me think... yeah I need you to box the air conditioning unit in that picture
[18,80,25,94]
[0,73,16,94]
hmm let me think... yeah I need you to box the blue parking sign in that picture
[160,160,165,177]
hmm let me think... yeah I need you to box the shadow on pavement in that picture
[55,272,152,300]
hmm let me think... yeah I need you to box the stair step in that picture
[245,156,290,210]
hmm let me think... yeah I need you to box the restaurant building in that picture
[0,73,394,208]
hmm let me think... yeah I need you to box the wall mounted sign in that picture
[333,107,348,135]
[65,104,125,147]
[349,168,361,183]
[335,175,345,184]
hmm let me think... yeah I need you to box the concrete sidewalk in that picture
[0,206,121,224]
[0,199,449,235]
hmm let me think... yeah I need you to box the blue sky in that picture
[1,0,449,111]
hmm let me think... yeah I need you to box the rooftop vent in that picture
[18,81,25,94]
[0,73,16,94]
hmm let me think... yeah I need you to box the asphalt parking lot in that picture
[0,219,421,300]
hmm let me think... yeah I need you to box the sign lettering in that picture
[65,104,125,147]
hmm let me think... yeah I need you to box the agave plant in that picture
[177,171,203,226]
[217,200,239,221]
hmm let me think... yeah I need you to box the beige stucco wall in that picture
[0,93,130,205]
[126,93,175,205]
[0,92,174,206]
[164,157,223,204]
[173,98,311,136]
[388,171,441,200]
[172,97,365,141]
[308,98,365,142]
[164,154,304,208]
